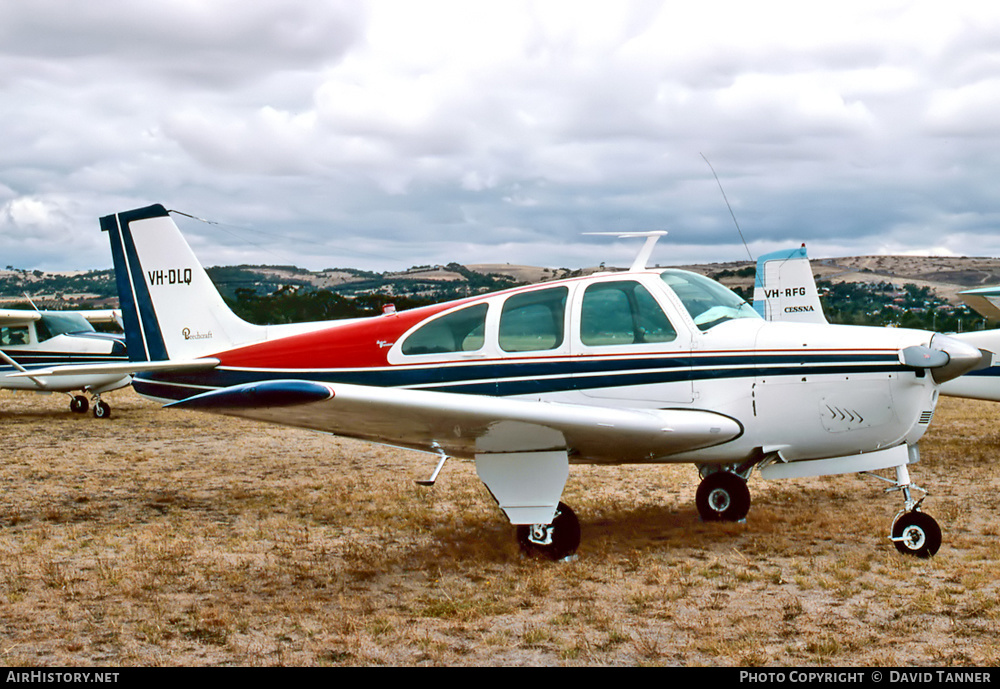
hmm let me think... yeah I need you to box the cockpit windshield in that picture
[36,312,95,342]
[659,269,760,332]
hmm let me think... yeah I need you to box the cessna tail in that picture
[96,204,987,560]
[752,245,827,324]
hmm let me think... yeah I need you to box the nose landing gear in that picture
[886,464,940,558]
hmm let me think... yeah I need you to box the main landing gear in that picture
[696,470,751,522]
[516,502,581,561]
[68,393,112,419]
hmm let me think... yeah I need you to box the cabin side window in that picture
[0,326,30,346]
[580,281,677,346]
[401,303,488,355]
[498,287,568,352]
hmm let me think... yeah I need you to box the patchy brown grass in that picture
[1,388,999,666]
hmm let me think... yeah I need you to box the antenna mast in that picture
[701,153,753,262]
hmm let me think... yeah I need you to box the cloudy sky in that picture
[3,1,1000,273]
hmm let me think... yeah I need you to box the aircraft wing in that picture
[167,379,744,464]
[0,308,121,326]
[5,358,221,379]
[959,287,1000,324]
[0,309,41,326]
[78,309,122,325]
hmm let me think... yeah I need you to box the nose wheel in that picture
[891,511,941,558]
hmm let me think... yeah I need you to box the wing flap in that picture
[167,380,743,463]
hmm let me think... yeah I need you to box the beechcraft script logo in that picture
[182,328,213,340]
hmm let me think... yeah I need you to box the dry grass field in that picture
[2,387,1000,667]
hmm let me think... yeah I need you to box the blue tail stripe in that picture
[101,205,170,362]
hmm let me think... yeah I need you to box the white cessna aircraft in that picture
[0,306,129,417]
[751,245,1000,403]
[26,205,988,560]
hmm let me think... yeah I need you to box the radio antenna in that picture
[701,153,753,262]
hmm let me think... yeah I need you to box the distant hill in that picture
[3,255,1000,330]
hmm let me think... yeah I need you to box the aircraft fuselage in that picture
[132,269,940,466]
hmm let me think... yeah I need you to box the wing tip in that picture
[167,380,335,410]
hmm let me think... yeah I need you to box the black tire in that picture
[696,472,751,522]
[892,511,941,558]
[92,401,111,419]
[516,502,581,561]
[70,395,89,413]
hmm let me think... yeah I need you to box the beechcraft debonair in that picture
[24,205,990,560]
[0,306,128,417]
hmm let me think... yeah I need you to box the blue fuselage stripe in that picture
[134,352,906,401]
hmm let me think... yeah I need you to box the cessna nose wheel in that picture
[696,472,751,522]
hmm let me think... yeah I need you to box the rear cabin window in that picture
[401,303,487,355]
[580,281,677,346]
[498,287,568,352]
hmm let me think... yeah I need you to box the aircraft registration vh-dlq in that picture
[19,204,991,560]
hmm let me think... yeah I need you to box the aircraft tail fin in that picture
[101,204,265,362]
[752,244,827,324]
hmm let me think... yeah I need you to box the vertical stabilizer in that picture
[101,205,265,362]
[752,245,827,323]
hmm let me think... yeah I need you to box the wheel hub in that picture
[707,487,731,513]
[901,525,926,550]
[528,524,554,546]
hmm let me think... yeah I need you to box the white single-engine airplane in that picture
[0,306,129,417]
[751,245,1000,404]
[27,204,989,559]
